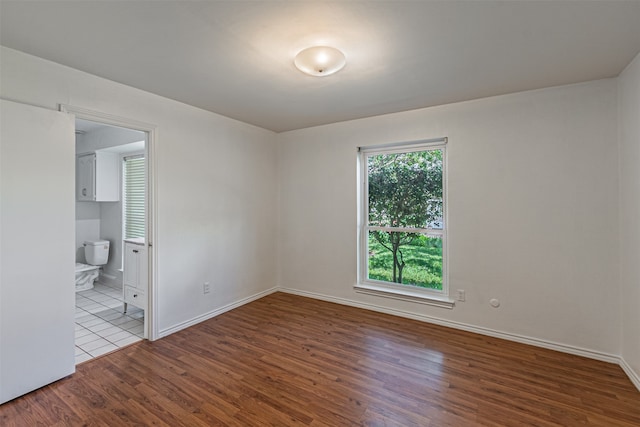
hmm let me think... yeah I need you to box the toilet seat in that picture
[75,263,100,292]
[75,262,99,273]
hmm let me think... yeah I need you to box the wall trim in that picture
[285,285,639,391]
[619,357,640,392]
[158,287,278,338]
[277,286,621,365]
[154,284,639,392]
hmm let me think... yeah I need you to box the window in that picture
[357,138,452,307]
[123,155,145,239]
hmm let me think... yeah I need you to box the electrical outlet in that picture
[203,282,211,294]
[456,289,466,302]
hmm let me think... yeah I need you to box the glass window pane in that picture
[367,230,442,290]
[367,150,443,229]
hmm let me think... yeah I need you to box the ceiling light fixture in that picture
[294,46,346,77]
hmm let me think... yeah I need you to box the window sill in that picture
[354,282,455,309]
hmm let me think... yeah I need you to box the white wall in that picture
[75,202,100,263]
[1,45,633,377]
[98,198,122,280]
[74,137,101,262]
[278,79,620,358]
[0,47,278,336]
[618,52,640,385]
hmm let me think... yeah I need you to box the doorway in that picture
[74,118,147,363]
[64,105,157,364]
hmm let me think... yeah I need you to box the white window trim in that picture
[355,137,453,309]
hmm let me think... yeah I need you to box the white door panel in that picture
[1,99,76,404]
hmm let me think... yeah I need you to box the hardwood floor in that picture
[1,292,639,426]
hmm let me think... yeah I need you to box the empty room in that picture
[1,1,640,425]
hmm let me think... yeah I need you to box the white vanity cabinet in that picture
[77,151,119,201]
[123,239,147,311]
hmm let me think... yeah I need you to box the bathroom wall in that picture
[75,124,146,284]
[75,203,101,263]
[74,132,101,264]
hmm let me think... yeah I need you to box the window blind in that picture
[123,155,145,239]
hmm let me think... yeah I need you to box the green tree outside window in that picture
[367,149,443,289]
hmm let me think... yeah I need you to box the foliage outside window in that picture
[359,140,446,295]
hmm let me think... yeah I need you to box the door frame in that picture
[60,104,159,341]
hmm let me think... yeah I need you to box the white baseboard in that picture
[158,287,278,338]
[277,287,621,365]
[152,284,640,392]
[279,287,640,392]
[619,357,640,392]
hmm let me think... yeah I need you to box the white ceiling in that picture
[2,1,639,133]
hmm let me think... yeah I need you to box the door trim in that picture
[60,104,159,341]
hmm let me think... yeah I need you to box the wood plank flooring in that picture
[1,292,639,426]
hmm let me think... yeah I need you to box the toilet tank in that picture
[84,240,110,265]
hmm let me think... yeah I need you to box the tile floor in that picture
[75,282,144,365]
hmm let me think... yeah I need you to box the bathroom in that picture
[74,118,148,364]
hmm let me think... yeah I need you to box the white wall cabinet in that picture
[77,151,119,201]
[123,240,147,311]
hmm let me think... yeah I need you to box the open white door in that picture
[0,99,76,404]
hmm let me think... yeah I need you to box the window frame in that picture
[355,138,453,309]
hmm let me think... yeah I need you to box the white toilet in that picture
[75,240,110,292]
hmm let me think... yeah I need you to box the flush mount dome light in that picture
[294,46,346,77]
